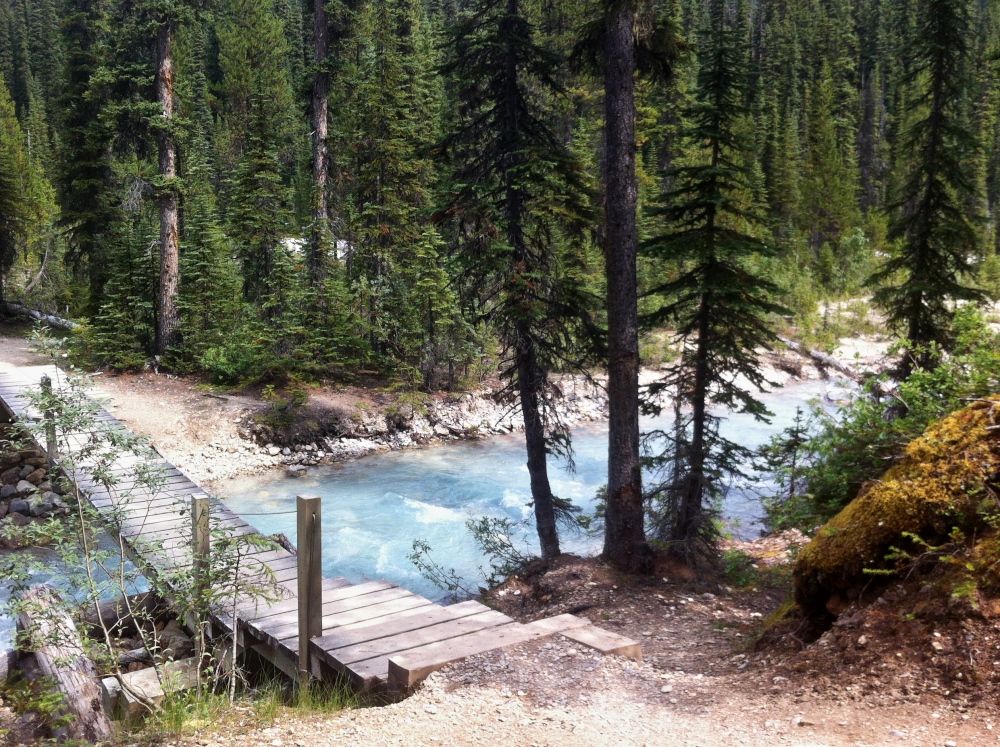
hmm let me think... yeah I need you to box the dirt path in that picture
[163,564,998,747]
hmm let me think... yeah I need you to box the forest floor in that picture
[111,539,999,747]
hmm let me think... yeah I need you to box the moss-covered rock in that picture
[794,396,1000,618]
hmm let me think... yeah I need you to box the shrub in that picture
[758,305,1000,529]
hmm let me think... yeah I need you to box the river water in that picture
[218,378,846,601]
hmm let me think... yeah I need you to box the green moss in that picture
[794,397,1000,616]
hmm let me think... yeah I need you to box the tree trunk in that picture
[309,0,331,282]
[156,19,180,357]
[602,1,649,574]
[674,294,710,551]
[516,326,560,560]
[17,585,114,742]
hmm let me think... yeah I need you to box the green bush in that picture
[758,305,1000,530]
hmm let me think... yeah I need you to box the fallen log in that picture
[778,336,902,405]
[777,336,862,381]
[2,302,79,331]
[16,585,114,742]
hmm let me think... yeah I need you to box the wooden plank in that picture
[235,576,351,618]
[281,595,436,654]
[313,600,488,653]
[385,614,595,691]
[280,594,436,651]
[244,580,394,626]
[255,586,413,641]
[562,625,642,661]
[353,622,521,688]
[327,609,512,667]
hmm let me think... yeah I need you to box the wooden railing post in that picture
[40,375,56,468]
[190,493,211,647]
[296,494,322,684]
[191,493,210,581]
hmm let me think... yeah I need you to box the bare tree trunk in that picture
[156,19,180,356]
[516,325,560,560]
[602,1,649,574]
[309,0,331,282]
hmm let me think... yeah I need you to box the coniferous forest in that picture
[2,0,1000,567]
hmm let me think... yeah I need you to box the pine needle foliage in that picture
[439,0,601,559]
[868,0,985,375]
[642,0,785,562]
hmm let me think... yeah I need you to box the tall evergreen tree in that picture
[575,0,676,573]
[56,0,113,312]
[0,73,23,302]
[218,0,296,312]
[440,0,599,560]
[868,0,985,375]
[642,0,783,560]
[308,0,332,282]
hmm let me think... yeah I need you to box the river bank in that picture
[0,324,891,489]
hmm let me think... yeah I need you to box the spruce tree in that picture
[574,0,676,573]
[56,0,113,312]
[642,0,784,561]
[0,73,23,302]
[218,0,295,313]
[868,0,984,375]
[440,0,600,560]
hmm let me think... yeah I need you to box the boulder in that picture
[8,498,29,515]
[37,481,53,493]
[0,502,7,520]
[28,495,54,517]
[794,397,1000,619]
[25,469,46,485]
[5,512,30,527]
[157,619,194,660]
[23,457,46,468]
[0,467,20,485]
[18,465,33,479]
[0,453,22,467]
[15,480,36,496]
[43,491,66,509]
[0,485,16,500]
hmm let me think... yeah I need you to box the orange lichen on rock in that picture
[794,396,1000,617]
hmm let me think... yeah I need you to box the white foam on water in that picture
[402,497,465,524]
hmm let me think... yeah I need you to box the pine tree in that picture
[574,0,677,573]
[868,0,985,375]
[174,23,242,363]
[642,0,784,561]
[440,0,600,560]
[0,73,23,302]
[56,0,113,312]
[341,0,445,375]
[218,0,296,313]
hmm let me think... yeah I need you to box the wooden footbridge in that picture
[0,364,640,699]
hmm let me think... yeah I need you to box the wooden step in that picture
[385,613,592,691]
